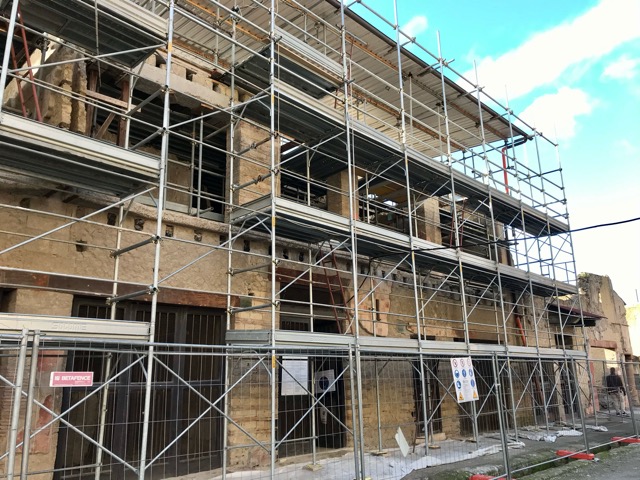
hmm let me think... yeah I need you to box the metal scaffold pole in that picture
[268,0,278,476]
[0,0,20,111]
[492,354,513,479]
[392,0,431,455]
[338,1,366,477]
[223,5,239,477]
[473,61,520,441]
[571,357,590,452]
[435,31,479,447]
[138,2,175,478]
[7,330,28,480]
[620,358,639,438]
[555,142,600,429]
[19,331,39,480]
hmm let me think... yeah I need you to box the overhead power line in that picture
[407,215,640,256]
[569,216,640,234]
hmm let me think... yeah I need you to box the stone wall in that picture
[415,198,441,244]
[0,197,224,292]
[228,121,280,208]
[326,169,358,220]
[5,45,87,134]
[577,273,639,408]
[359,359,415,450]
[0,291,72,480]
[226,356,273,470]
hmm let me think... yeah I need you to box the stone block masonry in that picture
[228,120,281,208]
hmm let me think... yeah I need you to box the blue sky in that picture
[349,0,640,304]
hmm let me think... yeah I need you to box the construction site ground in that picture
[403,410,640,479]
[168,411,640,480]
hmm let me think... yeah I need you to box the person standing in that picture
[606,367,627,415]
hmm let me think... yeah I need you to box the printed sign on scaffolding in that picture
[450,357,479,403]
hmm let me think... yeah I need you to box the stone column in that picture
[493,223,513,265]
[624,358,640,407]
[415,198,441,244]
[228,121,280,207]
[326,169,358,219]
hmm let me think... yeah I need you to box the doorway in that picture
[555,335,579,415]
[459,358,500,435]
[412,358,443,436]
[54,299,225,480]
[277,317,345,457]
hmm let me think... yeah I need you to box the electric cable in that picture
[404,215,640,256]
[568,216,640,234]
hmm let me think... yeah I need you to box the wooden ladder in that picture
[319,247,353,334]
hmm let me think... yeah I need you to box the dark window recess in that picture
[191,157,225,215]
[90,75,227,216]
[280,171,327,209]
[459,358,500,435]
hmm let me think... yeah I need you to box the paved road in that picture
[521,444,640,479]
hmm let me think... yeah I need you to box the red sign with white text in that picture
[50,372,94,387]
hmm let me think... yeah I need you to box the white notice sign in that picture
[450,357,479,403]
[281,357,308,396]
[315,369,336,393]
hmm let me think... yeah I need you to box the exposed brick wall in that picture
[0,290,71,480]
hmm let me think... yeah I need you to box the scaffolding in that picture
[0,1,637,480]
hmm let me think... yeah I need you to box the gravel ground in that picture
[521,444,640,480]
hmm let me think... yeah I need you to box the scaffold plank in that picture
[0,113,159,195]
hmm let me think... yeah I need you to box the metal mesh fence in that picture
[1,334,639,480]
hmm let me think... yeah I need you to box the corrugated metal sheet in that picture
[141,0,526,151]
[2,0,166,67]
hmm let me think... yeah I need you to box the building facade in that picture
[0,1,596,479]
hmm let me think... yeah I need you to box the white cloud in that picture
[464,0,640,100]
[602,54,640,79]
[614,138,640,156]
[520,87,594,140]
[401,15,428,41]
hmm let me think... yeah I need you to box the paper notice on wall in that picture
[315,369,336,393]
[281,357,308,396]
[450,356,479,404]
